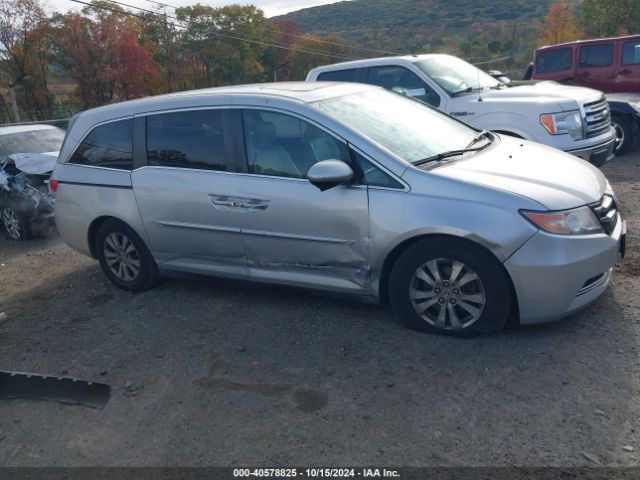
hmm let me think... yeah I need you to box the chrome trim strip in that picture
[242,228,355,245]
[156,220,354,245]
[155,220,241,234]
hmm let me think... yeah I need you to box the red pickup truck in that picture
[532,34,640,92]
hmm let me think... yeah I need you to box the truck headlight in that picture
[540,111,583,139]
[521,206,603,235]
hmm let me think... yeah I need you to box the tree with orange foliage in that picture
[540,1,582,46]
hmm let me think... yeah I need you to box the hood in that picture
[8,151,59,175]
[431,136,606,210]
[476,81,602,110]
[606,92,640,104]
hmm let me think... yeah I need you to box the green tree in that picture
[579,0,640,37]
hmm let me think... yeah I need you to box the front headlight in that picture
[521,206,603,235]
[540,110,583,139]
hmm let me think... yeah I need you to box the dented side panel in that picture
[237,175,371,293]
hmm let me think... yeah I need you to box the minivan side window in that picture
[69,119,133,170]
[242,109,349,179]
[317,68,359,82]
[579,43,614,67]
[623,40,640,65]
[146,110,226,171]
[367,66,441,107]
[535,48,572,73]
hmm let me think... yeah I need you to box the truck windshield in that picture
[313,88,481,165]
[414,56,501,96]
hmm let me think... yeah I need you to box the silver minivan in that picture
[51,83,625,335]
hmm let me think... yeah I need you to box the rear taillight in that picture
[49,179,59,193]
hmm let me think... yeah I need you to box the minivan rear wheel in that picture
[95,219,159,292]
[389,238,512,336]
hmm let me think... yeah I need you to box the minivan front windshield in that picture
[313,88,482,165]
[414,55,502,96]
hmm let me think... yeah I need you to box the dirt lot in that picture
[0,152,639,467]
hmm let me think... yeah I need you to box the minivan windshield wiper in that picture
[412,139,492,166]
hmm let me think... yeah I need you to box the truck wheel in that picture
[389,238,512,336]
[612,115,633,155]
[95,219,159,292]
[1,205,30,241]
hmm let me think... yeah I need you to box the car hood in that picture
[431,136,606,210]
[478,81,602,109]
[606,92,640,103]
[7,151,59,175]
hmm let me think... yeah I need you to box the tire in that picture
[95,219,159,292]
[611,115,633,155]
[1,205,30,241]
[388,237,512,336]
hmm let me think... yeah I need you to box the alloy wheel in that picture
[103,232,141,282]
[613,121,625,153]
[2,207,22,240]
[409,258,486,330]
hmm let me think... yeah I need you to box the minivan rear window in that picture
[579,43,614,67]
[535,48,572,73]
[317,69,359,82]
[146,110,226,171]
[69,119,133,170]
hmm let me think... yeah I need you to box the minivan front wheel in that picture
[389,238,512,335]
[96,219,159,292]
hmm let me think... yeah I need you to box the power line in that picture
[69,0,361,61]
[141,0,401,57]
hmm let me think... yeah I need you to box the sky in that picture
[45,0,349,17]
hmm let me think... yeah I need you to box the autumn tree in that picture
[52,1,160,109]
[0,0,54,121]
[175,4,268,88]
[579,0,640,37]
[540,1,582,46]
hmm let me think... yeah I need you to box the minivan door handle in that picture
[209,195,269,212]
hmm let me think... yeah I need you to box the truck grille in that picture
[583,96,611,138]
[590,194,618,235]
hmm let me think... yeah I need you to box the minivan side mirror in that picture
[307,159,354,191]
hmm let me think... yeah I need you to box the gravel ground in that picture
[0,152,639,467]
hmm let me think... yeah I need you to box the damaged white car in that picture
[0,125,65,240]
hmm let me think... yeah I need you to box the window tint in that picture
[535,48,572,73]
[367,66,441,107]
[242,110,348,179]
[352,150,403,189]
[69,119,132,170]
[579,44,614,67]
[146,110,226,171]
[623,41,640,65]
[317,68,359,82]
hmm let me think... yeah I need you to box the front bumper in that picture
[505,214,624,325]
[566,135,616,167]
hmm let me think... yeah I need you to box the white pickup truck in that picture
[306,54,617,166]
